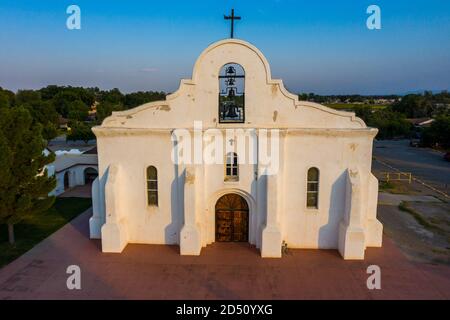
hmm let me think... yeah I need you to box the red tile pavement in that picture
[58,184,92,198]
[0,209,449,300]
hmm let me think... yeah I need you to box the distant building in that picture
[45,147,98,196]
[58,116,69,131]
[87,102,98,122]
[407,118,435,128]
[373,98,396,104]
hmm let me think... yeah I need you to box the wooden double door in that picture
[215,194,249,242]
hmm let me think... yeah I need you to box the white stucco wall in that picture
[90,39,382,259]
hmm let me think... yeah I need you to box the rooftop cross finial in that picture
[224,9,241,38]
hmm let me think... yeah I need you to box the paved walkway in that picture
[59,184,92,198]
[0,209,449,300]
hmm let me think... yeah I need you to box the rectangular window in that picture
[307,168,319,209]
[147,190,158,206]
[147,166,158,206]
[306,192,318,208]
[225,153,239,181]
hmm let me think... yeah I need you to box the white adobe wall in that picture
[91,133,179,244]
[92,128,381,259]
[282,130,376,249]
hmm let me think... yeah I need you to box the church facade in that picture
[89,39,383,259]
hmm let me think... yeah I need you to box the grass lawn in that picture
[325,103,388,110]
[398,201,441,232]
[0,197,92,268]
[378,180,412,194]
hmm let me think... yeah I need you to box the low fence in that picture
[375,157,449,199]
[381,172,412,184]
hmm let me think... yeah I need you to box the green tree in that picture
[15,90,41,106]
[392,94,433,118]
[421,116,450,149]
[96,101,125,123]
[67,121,95,143]
[40,86,96,109]
[298,93,308,101]
[0,107,56,244]
[124,91,166,109]
[11,90,60,141]
[0,88,14,109]
[68,87,96,108]
[51,90,80,117]
[39,85,62,100]
[99,88,124,104]
[367,109,412,139]
[67,100,90,121]
[0,91,10,109]
[41,122,58,142]
[353,106,372,123]
[22,100,59,141]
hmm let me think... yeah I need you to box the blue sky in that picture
[0,0,449,94]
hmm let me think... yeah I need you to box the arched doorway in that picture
[215,193,249,242]
[64,171,70,190]
[84,167,98,185]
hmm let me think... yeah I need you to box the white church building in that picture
[89,38,383,259]
[45,147,98,196]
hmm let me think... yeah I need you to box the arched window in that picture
[84,167,98,185]
[219,63,245,123]
[307,167,319,209]
[147,166,158,206]
[225,152,239,181]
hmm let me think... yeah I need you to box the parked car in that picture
[444,152,450,162]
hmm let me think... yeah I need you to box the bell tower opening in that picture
[219,63,245,123]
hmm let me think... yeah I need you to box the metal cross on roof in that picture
[224,9,241,38]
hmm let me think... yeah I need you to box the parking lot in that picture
[373,139,450,196]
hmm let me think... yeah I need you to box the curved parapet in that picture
[96,39,367,131]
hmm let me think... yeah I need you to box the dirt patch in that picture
[378,202,450,265]
[408,201,450,234]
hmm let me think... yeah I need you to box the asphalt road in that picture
[373,140,450,195]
